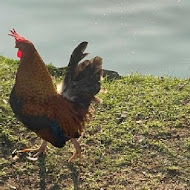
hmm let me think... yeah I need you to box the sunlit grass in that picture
[0,56,190,189]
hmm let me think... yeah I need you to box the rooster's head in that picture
[9,29,34,59]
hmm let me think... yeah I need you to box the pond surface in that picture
[0,0,190,77]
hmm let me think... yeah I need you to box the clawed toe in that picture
[68,151,81,163]
[26,148,46,161]
[12,141,47,161]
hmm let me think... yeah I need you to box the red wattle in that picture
[17,50,22,58]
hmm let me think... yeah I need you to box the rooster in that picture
[9,29,102,162]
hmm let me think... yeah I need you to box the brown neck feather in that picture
[15,49,57,102]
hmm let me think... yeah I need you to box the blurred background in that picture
[0,0,189,78]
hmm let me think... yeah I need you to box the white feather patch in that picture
[56,82,63,94]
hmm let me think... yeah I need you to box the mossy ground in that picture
[0,56,190,189]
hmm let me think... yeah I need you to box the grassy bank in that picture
[0,55,190,189]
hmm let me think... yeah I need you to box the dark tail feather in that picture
[64,42,89,86]
[61,42,103,108]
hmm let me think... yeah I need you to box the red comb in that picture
[8,29,25,41]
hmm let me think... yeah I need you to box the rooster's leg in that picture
[18,140,47,160]
[68,137,82,163]
[33,140,47,157]
[77,132,84,143]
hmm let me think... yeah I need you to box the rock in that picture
[102,69,122,80]
[48,65,122,81]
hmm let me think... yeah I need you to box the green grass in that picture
[0,55,190,189]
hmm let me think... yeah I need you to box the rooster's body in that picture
[9,29,102,161]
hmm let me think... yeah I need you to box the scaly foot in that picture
[12,140,47,161]
[68,136,83,163]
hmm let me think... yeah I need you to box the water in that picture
[0,0,190,78]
